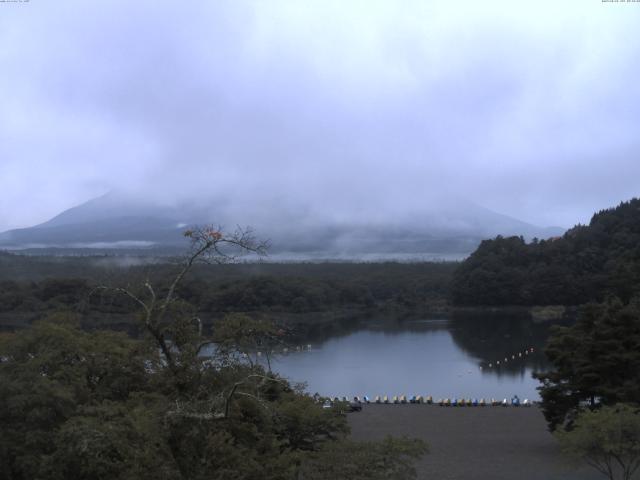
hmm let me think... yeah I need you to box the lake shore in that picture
[348,404,600,480]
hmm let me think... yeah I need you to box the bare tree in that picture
[96,225,268,371]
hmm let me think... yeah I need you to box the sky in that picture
[1,0,639,232]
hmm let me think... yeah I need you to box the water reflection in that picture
[448,312,556,376]
[271,314,568,400]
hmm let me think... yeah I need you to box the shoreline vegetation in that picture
[0,249,579,336]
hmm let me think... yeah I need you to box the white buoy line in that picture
[483,347,535,369]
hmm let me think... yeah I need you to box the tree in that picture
[212,312,285,372]
[535,297,640,431]
[97,225,268,375]
[0,315,163,480]
[556,404,640,480]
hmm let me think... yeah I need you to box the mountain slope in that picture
[0,192,564,256]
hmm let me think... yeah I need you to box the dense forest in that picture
[452,198,640,306]
[0,256,454,334]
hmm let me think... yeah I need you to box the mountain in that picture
[0,191,564,258]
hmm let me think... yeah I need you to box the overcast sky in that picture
[1,0,639,232]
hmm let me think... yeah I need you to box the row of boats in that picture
[328,395,532,407]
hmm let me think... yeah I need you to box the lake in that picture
[269,314,561,401]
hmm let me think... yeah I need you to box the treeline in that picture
[183,262,453,313]
[452,198,640,306]
[0,261,455,330]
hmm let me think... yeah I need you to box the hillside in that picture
[451,198,640,306]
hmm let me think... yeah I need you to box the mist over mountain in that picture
[0,191,563,258]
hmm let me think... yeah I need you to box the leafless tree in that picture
[96,225,268,371]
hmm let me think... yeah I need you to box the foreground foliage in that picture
[0,317,428,480]
[556,404,640,480]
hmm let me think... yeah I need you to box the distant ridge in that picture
[0,191,564,257]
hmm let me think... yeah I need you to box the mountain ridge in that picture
[0,191,565,257]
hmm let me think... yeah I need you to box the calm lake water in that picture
[270,315,559,400]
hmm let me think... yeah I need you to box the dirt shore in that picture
[348,404,601,480]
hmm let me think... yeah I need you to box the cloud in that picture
[0,0,639,231]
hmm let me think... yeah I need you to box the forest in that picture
[451,198,640,306]
[0,256,454,334]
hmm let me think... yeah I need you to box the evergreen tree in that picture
[535,297,640,431]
